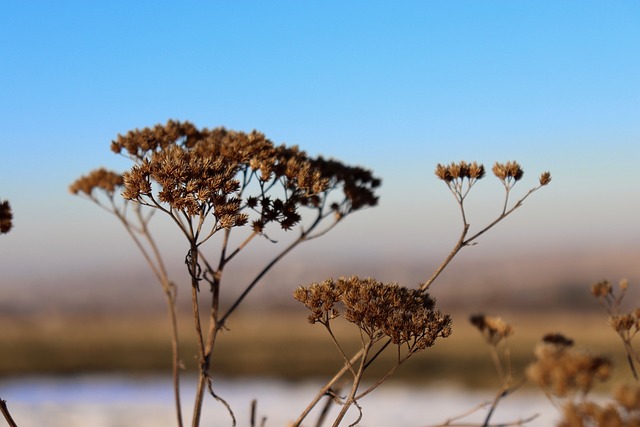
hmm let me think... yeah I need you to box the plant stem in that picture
[0,400,18,427]
[331,341,371,427]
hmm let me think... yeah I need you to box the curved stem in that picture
[0,400,18,427]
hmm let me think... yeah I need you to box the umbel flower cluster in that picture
[592,279,640,338]
[71,120,381,234]
[69,168,124,197]
[435,160,551,188]
[0,199,12,234]
[294,276,452,351]
[470,314,514,346]
[526,333,612,398]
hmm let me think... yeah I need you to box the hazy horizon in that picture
[1,2,639,315]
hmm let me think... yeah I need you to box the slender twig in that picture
[0,399,18,427]
[331,340,372,427]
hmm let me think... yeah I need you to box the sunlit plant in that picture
[70,120,380,427]
[293,161,552,427]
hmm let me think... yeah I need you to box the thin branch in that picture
[0,399,18,427]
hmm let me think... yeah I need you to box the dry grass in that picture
[0,310,629,388]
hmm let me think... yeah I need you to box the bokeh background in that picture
[1,0,639,383]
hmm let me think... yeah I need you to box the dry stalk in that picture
[294,161,550,426]
[0,400,18,427]
[72,121,380,427]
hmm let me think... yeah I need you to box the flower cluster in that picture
[591,279,640,343]
[559,382,640,427]
[311,157,381,216]
[492,161,524,182]
[110,121,326,230]
[435,161,486,183]
[69,168,124,197]
[526,333,612,398]
[0,199,12,234]
[294,276,451,350]
[470,314,514,346]
[104,120,381,233]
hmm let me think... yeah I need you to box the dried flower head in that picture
[69,168,124,197]
[591,280,613,299]
[310,157,381,215]
[492,161,524,184]
[559,400,630,427]
[539,171,552,186]
[435,161,485,183]
[613,382,640,412]
[0,199,12,234]
[527,335,612,398]
[295,276,451,351]
[470,314,514,346]
[109,121,351,233]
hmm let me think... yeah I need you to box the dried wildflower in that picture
[295,276,451,350]
[470,314,514,345]
[492,161,524,183]
[293,279,343,324]
[69,168,124,196]
[108,121,355,233]
[527,335,612,398]
[610,314,637,335]
[435,161,485,182]
[539,171,552,186]
[613,382,640,412]
[0,199,12,234]
[592,280,613,299]
[310,157,381,215]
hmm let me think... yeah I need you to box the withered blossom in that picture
[526,335,612,398]
[0,199,12,234]
[591,280,613,298]
[435,161,486,183]
[69,168,124,196]
[492,161,524,183]
[310,157,381,215]
[470,314,514,345]
[295,276,451,350]
[539,171,552,186]
[103,121,381,234]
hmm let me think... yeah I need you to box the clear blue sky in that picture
[1,2,639,285]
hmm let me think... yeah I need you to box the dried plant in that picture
[71,120,380,427]
[526,332,640,427]
[70,168,185,426]
[526,334,612,404]
[294,161,551,427]
[591,279,640,381]
[0,199,12,234]
[295,276,451,426]
[1,199,18,426]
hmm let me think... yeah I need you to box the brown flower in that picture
[0,199,12,234]
[470,314,514,345]
[526,335,612,398]
[295,276,451,350]
[69,168,124,196]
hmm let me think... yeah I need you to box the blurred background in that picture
[1,2,639,425]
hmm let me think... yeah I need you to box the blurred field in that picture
[0,310,632,388]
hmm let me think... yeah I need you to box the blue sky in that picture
[1,2,639,287]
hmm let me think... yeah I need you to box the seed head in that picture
[492,161,524,182]
[539,171,552,186]
[527,335,612,398]
[295,276,451,350]
[591,280,613,298]
[0,199,12,234]
[435,161,485,182]
[69,168,124,197]
[613,382,640,412]
[470,314,514,345]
